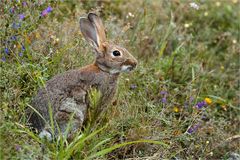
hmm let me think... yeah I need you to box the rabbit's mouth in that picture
[121,65,135,72]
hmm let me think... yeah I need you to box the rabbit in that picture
[27,13,137,140]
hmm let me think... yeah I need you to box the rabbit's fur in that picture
[28,13,137,140]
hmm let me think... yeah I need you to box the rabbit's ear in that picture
[80,17,100,51]
[88,13,106,44]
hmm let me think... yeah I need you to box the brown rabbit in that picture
[28,13,137,140]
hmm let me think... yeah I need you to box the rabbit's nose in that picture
[132,60,137,68]
[130,59,137,70]
[124,59,137,68]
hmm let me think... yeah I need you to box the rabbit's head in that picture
[80,13,137,74]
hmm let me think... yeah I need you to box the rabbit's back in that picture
[29,64,118,132]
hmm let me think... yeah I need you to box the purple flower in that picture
[1,57,6,62]
[160,91,168,95]
[21,45,25,51]
[187,123,200,134]
[161,97,167,103]
[10,36,17,41]
[4,48,9,55]
[10,8,15,14]
[196,101,207,109]
[46,6,53,13]
[15,144,21,151]
[19,14,25,20]
[130,84,137,90]
[41,10,48,16]
[19,52,23,57]
[22,1,27,6]
[41,6,52,17]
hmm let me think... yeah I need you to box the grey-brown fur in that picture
[29,65,118,135]
[28,13,137,139]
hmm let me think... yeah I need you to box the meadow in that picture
[0,0,239,159]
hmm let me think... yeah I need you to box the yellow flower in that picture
[204,98,212,105]
[220,65,225,70]
[173,106,180,113]
[215,2,221,7]
[35,32,41,39]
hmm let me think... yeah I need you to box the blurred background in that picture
[0,0,239,159]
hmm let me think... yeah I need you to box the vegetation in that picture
[0,0,239,159]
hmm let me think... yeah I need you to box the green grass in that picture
[1,0,240,159]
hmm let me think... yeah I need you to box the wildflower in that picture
[15,144,21,151]
[10,36,17,41]
[41,10,48,16]
[4,48,9,55]
[17,44,21,49]
[22,1,27,6]
[232,0,238,3]
[220,65,224,70]
[184,23,190,28]
[130,84,137,90]
[189,2,199,10]
[204,98,212,105]
[26,37,31,44]
[160,91,168,95]
[173,106,179,113]
[21,45,26,51]
[10,8,15,14]
[161,97,167,103]
[204,12,208,16]
[172,130,181,136]
[232,39,237,44]
[187,123,200,134]
[19,14,25,20]
[19,52,23,57]
[41,6,53,16]
[46,6,53,12]
[55,38,59,43]
[196,101,207,109]
[215,2,221,7]
[1,57,6,62]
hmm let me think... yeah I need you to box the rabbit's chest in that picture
[97,75,118,104]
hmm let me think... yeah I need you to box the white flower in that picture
[184,23,190,28]
[128,12,134,18]
[189,2,200,10]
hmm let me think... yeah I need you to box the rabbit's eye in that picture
[112,50,121,57]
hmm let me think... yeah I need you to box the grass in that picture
[1,0,240,159]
